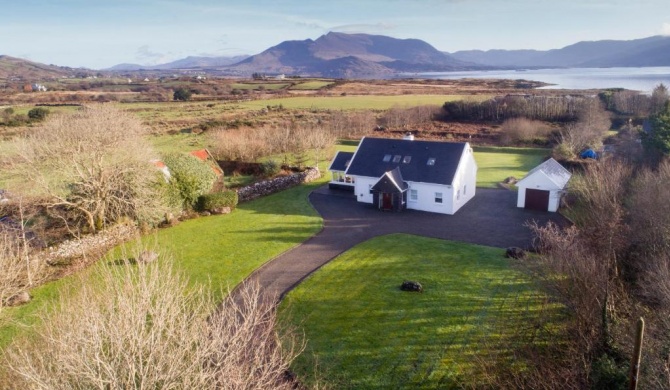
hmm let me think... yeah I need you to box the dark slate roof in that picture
[345,137,467,186]
[372,167,408,193]
[328,151,355,172]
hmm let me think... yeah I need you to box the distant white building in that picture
[32,83,47,92]
[516,158,571,212]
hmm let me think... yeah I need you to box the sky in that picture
[1,0,669,69]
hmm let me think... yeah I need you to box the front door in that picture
[381,193,393,210]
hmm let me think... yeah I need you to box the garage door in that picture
[525,189,550,211]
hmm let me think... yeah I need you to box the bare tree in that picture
[499,117,553,146]
[0,211,45,313]
[4,252,302,389]
[558,99,611,156]
[9,105,170,233]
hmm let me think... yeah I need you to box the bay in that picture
[407,67,670,93]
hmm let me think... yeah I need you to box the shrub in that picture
[27,107,49,121]
[4,253,302,389]
[173,87,192,101]
[196,191,238,212]
[260,160,281,177]
[163,153,217,209]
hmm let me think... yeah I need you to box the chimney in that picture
[403,132,414,141]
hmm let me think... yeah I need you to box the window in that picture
[435,192,443,204]
[427,158,436,166]
[402,156,412,164]
[383,154,392,162]
[410,189,418,201]
[457,190,461,200]
[463,185,467,195]
[369,184,374,194]
[392,155,402,163]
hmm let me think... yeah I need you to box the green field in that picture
[290,81,335,90]
[231,82,290,91]
[238,94,482,111]
[473,146,549,188]
[280,234,561,389]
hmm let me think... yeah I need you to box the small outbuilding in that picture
[516,158,571,212]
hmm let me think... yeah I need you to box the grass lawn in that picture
[280,234,562,389]
[0,177,327,349]
[473,146,549,188]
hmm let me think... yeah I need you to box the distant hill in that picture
[107,55,250,71]
[228,32,477,77]
[0,55,85,81]
[450,36,670,68]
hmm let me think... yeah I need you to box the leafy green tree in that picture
[27,107,49,121]
[173,87,192,101]
[643,102,670,156]
[163,153,216,208]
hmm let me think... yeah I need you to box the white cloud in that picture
[661,22,670,36]
[135,45,174,65]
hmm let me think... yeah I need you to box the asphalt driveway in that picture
[244,186,567,302]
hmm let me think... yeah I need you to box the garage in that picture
[524,188,550,211]
[516,158,571,212]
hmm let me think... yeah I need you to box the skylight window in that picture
[383,154,392,162]
[392,155,402,163]
[402,156,412,164]
[427,158,436,166]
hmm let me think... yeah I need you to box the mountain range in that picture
[106,55,250,71]
[3,32,670,80]
[0,55,91,80]
[449,35,670,68]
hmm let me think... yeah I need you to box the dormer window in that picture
[402,156,412,164]
[392,155,402,163]
[383,154,392,162]
[427,158,436,166]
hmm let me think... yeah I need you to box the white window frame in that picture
[435,192,443,204]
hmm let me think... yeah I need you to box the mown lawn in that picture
[280,234,562,389]
[473,146,548,188]
[0,177,327,349]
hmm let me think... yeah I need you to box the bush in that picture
[27,107,49,121]
[173,87,192,101]
[196,191,238,212]
[163,153,217,209]
[260,160,281,177]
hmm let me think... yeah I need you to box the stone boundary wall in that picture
[43,223,138,266]
[237,167,321,203]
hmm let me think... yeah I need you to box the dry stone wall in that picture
[237,168,321,203]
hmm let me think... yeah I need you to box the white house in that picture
[516,158,571,212]
[329,136,478,215]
